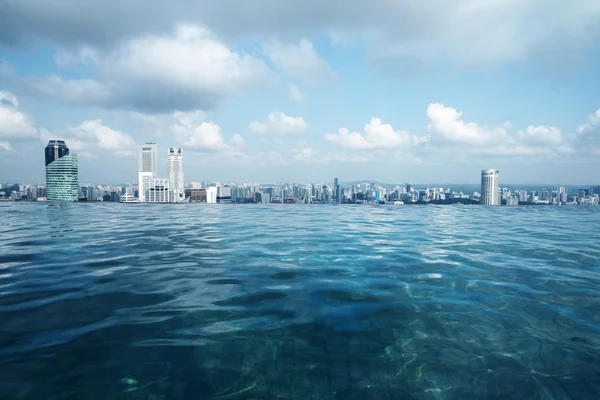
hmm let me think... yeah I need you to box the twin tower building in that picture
[138,143,185,203]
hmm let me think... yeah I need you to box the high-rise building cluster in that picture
[135,143,185,203]
[3,151,599,206]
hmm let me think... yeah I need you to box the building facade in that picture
[168,148,184,202]
[138,143,158,202]
[480,169,500,205]
[45,140,79,201]
[189,189,207,203]
[206,187,218,203]
[145,178,173,203]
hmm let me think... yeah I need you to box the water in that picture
[1,203,600,399]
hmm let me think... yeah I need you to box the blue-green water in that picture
[1,203,600,399]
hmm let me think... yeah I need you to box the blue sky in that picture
[1,0,600,185]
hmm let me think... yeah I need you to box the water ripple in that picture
[0,203,599,398]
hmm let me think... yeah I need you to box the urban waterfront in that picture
[1,203,600,399]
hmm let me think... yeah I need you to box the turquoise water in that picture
[1,203,600,399]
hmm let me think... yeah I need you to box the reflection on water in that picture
[1,203,600,399]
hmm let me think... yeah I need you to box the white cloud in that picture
[0,91,38,141]
[69,119,137,155]
[292,144,320,163]
[325,118,420,150]
[231,133,245,149]
[426,103,508,146]
[53,46,99,67]
[249,111,308,134]
[171,112,242,152]
[518,125,563,144]
[424,103,593,160]
[0,141,14,152]
[20,24,271,113]
[577,109,600,134]
[288,83,307,103]
[264,38,336,82]
[173,120,229,151]
[38,120,137,157]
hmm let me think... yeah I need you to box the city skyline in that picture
[3,142,600,206]
[2,2,600,184]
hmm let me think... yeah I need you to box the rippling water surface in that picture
[1,203,600,399]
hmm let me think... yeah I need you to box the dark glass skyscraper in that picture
[45,140,70,167]
[45,140,79,201]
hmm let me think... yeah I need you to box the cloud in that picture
[171,112,242,153]
[325,118,422,150]
[69,119,137,155]
[291,143,321,163]
[264,39,336,82]
[2,1,599,74]
[518,125,563,145]
[288,83,307,103]
[426,103,509,146]
[249,111,308,134]
[424,103,594,159]
[18,24,271,113]
[38,120,137,157]
[0,91,38,143]
[0,141,14,152]
[577,109,600,134]
[53,46,99,67]
[231,133,245,149]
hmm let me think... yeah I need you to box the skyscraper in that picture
[480,169,500,205]
[45,140,79,201]
[334,177,340,203]
[168,148,184,202]
[138,143,157,202]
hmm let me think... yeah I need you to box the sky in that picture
[1,0,600,186]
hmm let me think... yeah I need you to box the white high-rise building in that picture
[138,143,158,202]
[145,178,173,203]
[206,186,218,204]
[480,169,500,206]
[168,148,184,202]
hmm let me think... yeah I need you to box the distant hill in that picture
[0,184,19,198]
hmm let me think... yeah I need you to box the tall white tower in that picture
[138,143,157,202]
[480,169,500,205]
[168,148,184,202]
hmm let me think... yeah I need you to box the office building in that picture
[168,148,184,202]
[206,187,218,203]
[189,189,207,203]
[122,186,136,202]
[145,178,172,203]
[506,196,519,206]
[138,143,158,202]
[45,140,79,201]
[480,169,500,205]
[217,186,232,203]
[334,177,340,203]
[558,186,568,203]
